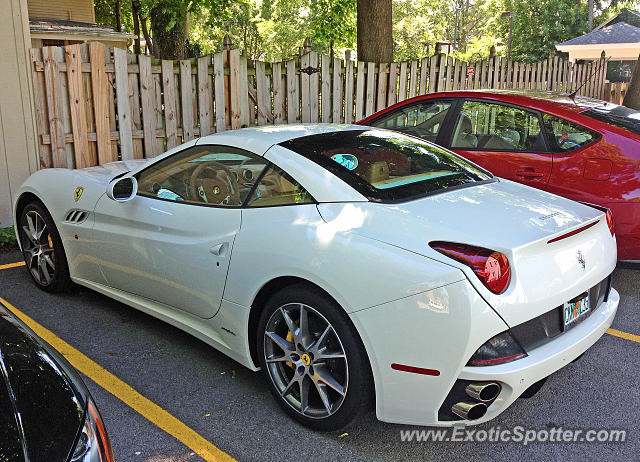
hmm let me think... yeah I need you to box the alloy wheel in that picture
[21,210,56,286]
[263,303,349,419]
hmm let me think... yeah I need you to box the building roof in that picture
[29,18,135,39]
[557,21,640,47]
[595,8,640,30]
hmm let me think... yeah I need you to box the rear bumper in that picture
[353,279,619,427]
[450,287,619,426]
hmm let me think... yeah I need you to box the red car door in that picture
[448,100,552,187]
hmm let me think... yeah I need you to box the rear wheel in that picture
[257,284,372,431]
[18,202,71,292]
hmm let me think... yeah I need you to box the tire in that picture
[18,201,72,293]
[257,283,372,431]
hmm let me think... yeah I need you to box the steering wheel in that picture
[189,161,240,205]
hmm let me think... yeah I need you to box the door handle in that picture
[516,169,545,178]
[210,243,228,256]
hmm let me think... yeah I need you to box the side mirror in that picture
[106,176,138,202]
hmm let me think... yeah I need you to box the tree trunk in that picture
[623,54,640,110]
[150,5,187,60]
[139,14,153,55]
[115,0,122,32]
[132,1,141,55]
[357,0,393,62]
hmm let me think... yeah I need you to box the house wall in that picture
[27,0,95,23]
[0,0,39,228]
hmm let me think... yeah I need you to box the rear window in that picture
[582,105,640,136]
[279,129,493,202]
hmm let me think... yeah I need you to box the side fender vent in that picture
[64,209,88,224]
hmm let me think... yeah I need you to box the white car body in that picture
[13,125,619,426]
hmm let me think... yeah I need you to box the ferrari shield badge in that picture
[74,187,84,202]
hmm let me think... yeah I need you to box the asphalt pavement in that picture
[0,248,637,462]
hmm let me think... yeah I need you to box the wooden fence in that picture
[30,42,608,170]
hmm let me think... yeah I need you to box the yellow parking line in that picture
[607,328,640,344]
[0,261,25,270]
[0,296,235,462]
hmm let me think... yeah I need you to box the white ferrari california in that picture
[13,125,618,430]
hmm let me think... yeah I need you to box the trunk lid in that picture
[318,179,617,327]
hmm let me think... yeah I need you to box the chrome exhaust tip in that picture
[465,382,501,402]
[451,401,487,420]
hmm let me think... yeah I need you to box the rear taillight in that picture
[467,331,527,366]
[429,241,511,294]
[578,202,615,237]
[605,209,615,236]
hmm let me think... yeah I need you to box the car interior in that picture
[137,147,313,207]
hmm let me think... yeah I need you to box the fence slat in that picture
[309,52,319,123]
[332,57,343,123]
[138,55,157,157]
[213,52,226,132]
[365,62,376,117]
[437,55,446,92]
[344,58,355,123]
[180,60,195,141]
[162,60,178,148]
[229,49,243,129]
[409,60,418,98]
[42,47,66,167]
[445,56,453,92]
[321,54,331,123]
[273,62,284,124]
[113,47,133,159]
[64,44,91,168]
[286,59,299,123]
[387,62,398,107]
[129,70,143,159]
[398,62,408,101]
[377,62,388,111]
[419,57,428,95]
[300,53,311,123]
[198,56,212,136]
[256,60,271,126]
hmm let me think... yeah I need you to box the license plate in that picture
[563,292,590,330]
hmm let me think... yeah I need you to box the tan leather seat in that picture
[362,161,389,184]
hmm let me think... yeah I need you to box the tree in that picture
[309,0,357,57]
[623,54,640,109]
[357,0,393,62]
[502,0,588,63]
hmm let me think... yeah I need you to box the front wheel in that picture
[257,284,372,431]
[18,201,71,292]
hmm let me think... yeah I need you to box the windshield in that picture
[279,129,492,202]
[582,105,640,136]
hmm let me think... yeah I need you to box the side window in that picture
[542,114,599,152]
[370,101,452,142]
[136,145,269,206]
[246,165,314,207]
[451,101,545,152]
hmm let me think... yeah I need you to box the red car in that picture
[360,90,640,261]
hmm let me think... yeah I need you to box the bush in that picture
[0,227,17,249]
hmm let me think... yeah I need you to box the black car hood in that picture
[0,303,86,462]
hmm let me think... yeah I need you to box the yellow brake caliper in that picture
[47,235,55,261]
[286,331,295,369]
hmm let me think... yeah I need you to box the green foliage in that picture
[503,0,588,63]
[309,0,357,54]
[0,227,17,249]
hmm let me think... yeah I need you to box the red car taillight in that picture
[429,241,511,294]
[605,209,615,237]
[578,202,615,237]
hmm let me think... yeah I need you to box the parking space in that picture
[1,248,638,461]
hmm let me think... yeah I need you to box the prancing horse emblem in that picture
[577,250,585,270]
[74,187,84,202]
